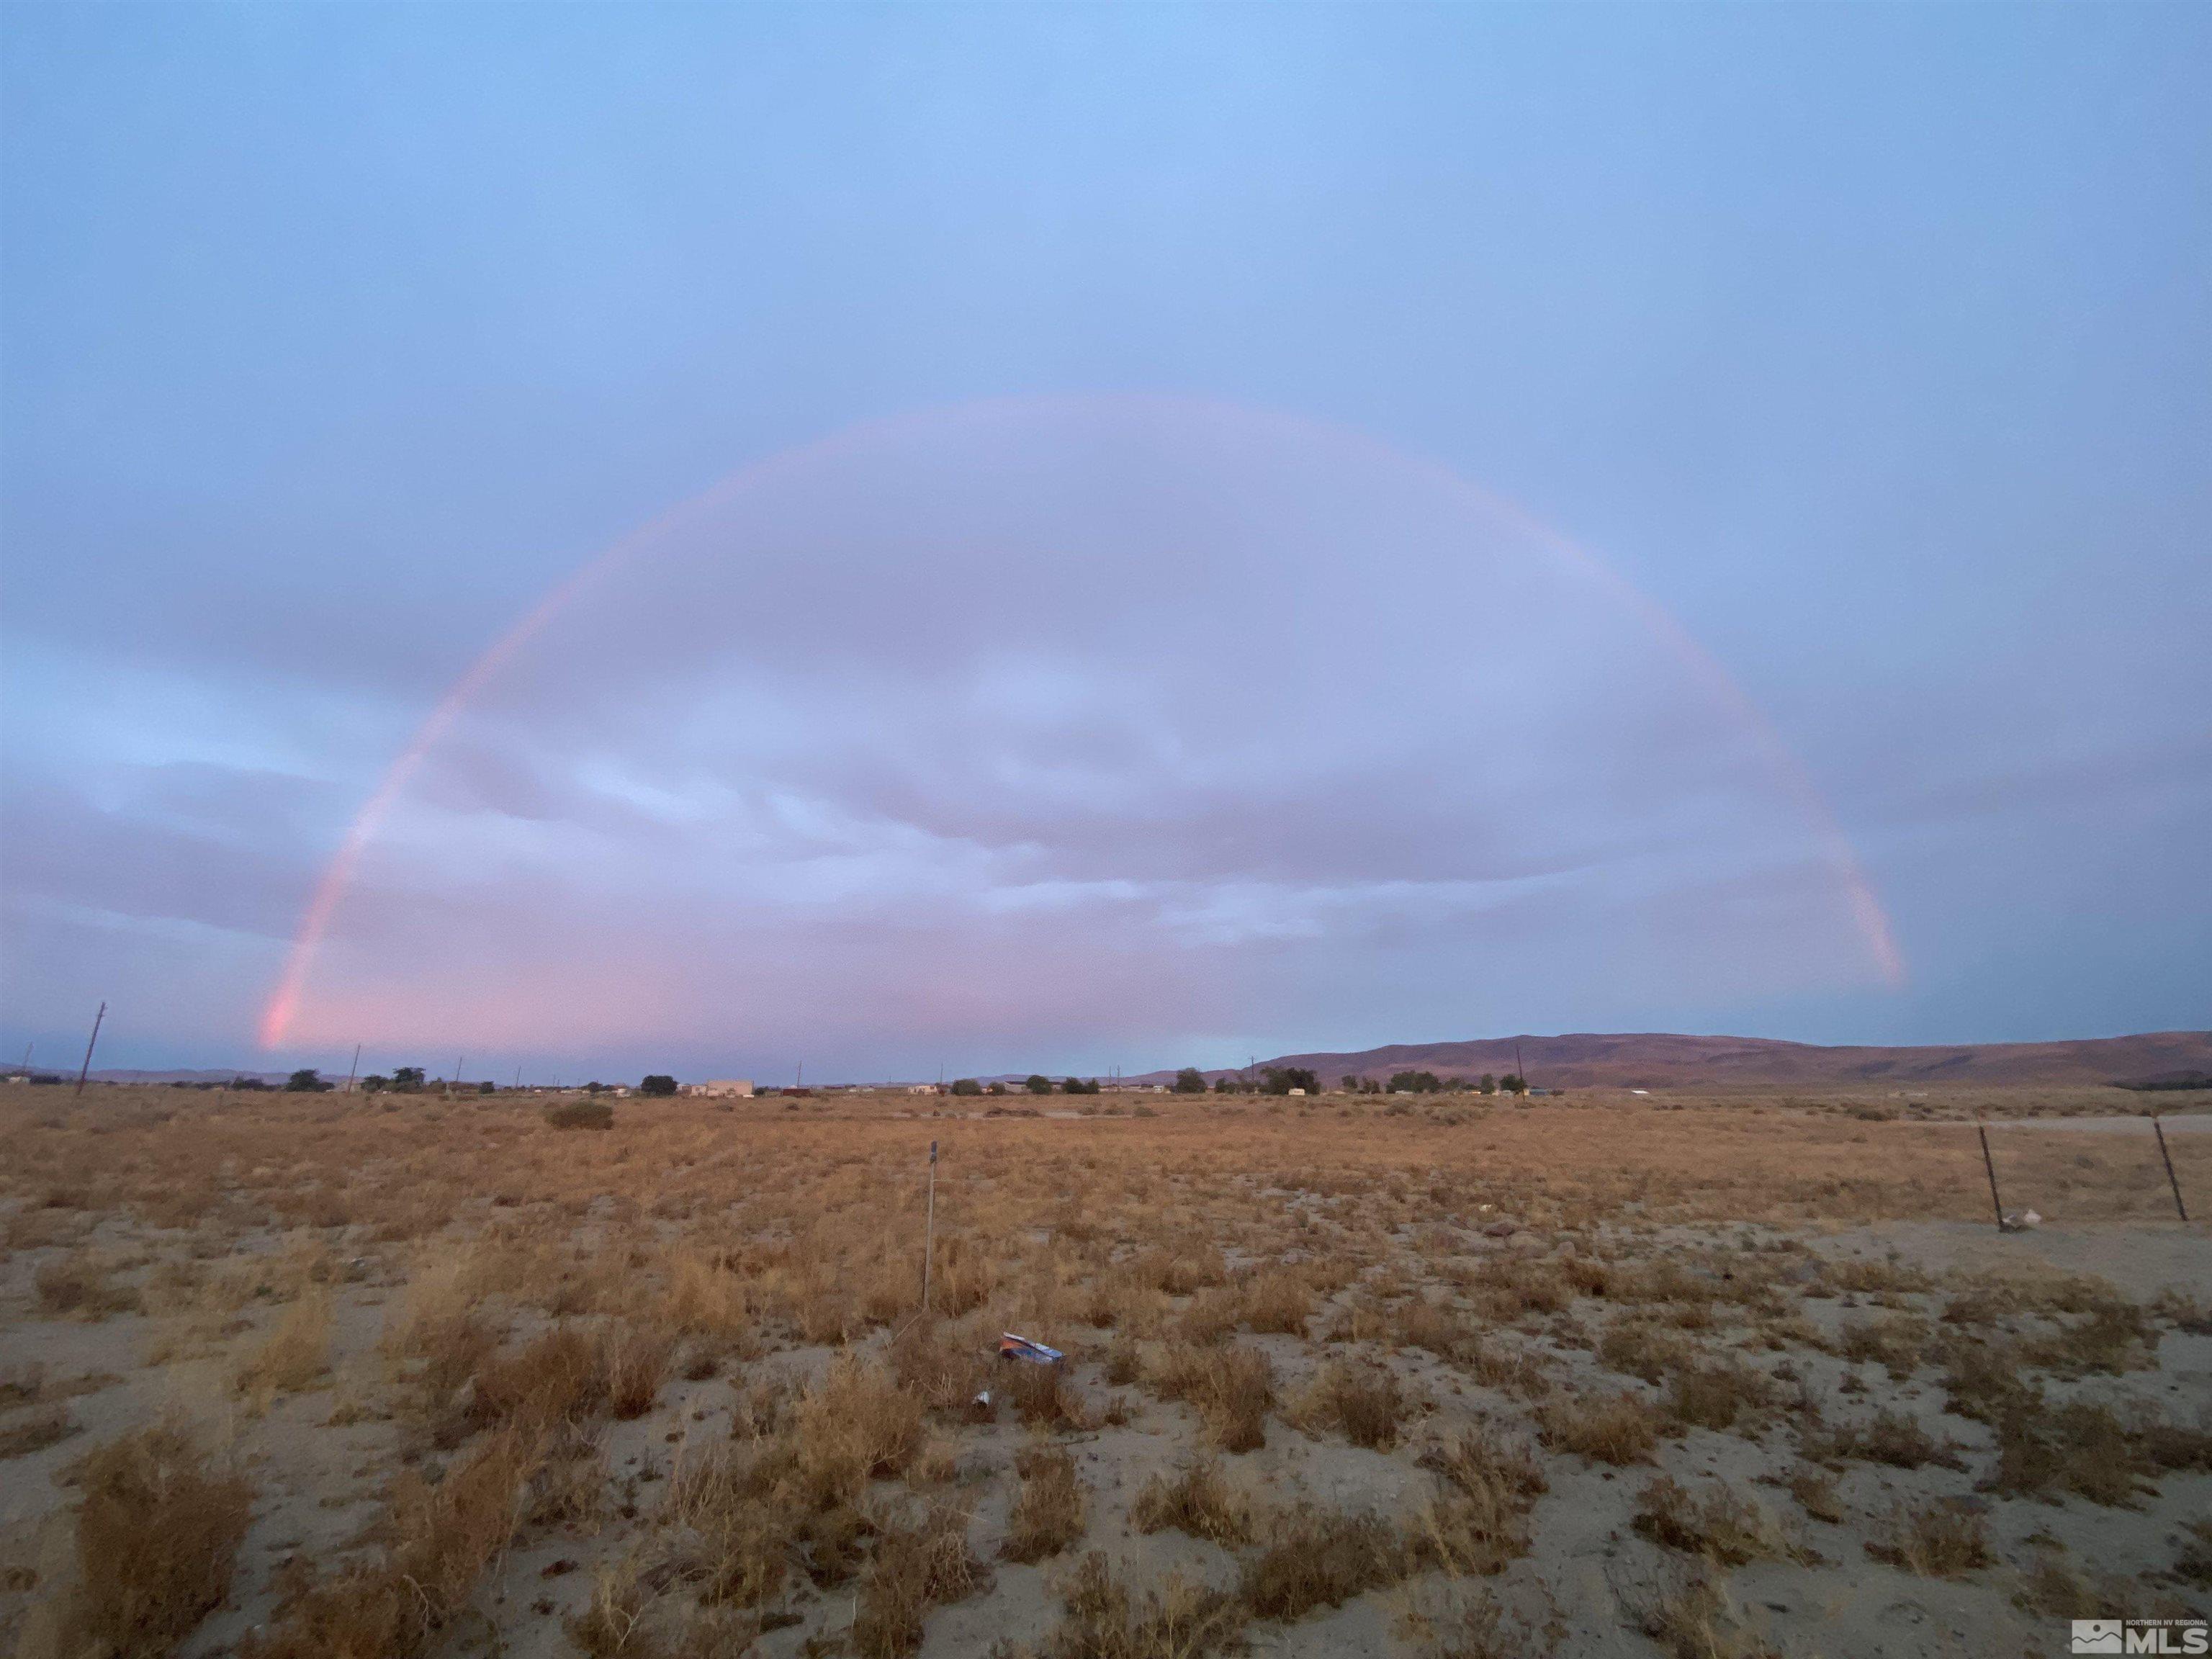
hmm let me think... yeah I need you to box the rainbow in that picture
[258,395,1904,1051]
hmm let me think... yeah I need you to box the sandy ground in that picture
[1,1087,2207,1659]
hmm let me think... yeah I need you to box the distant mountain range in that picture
[1143,1030,2212,1090]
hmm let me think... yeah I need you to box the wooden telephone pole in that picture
[73,1003,107,1097]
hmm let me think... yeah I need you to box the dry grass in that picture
[1536,1389,1662,1465]
[1033,1552,1245,1659]
[9,1082,2208,1658]
[851,1503,986,1659]
[1864,1498,1993,1578]
[1150,1342,1274,1453]
[1130,1457,1256,1545]
[63,1424,253,1659]
[233,1287,333,1406]
[1632,1476,1810,1567]
[1004,1443,1087,1563]
[1238,1503,1403,1620]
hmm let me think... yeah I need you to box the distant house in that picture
[905,1084,935,1095]
[681,1079,754,1098]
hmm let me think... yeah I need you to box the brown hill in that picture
[1203,1030,2212,1090]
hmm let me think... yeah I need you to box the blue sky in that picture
[3,5,2206,1082]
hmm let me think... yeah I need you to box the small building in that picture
[682,1079,754,1098]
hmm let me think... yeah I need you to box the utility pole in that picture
[73,1002,106,1097]
[343,1043,361,1094]
[1976,1120,2005,1229]
[448,1056,464,1097]
[921,1140,939,1313]
[2154,1115,2190,1223]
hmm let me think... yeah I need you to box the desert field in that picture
[1,1083,2207,1659]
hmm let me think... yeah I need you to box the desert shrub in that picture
[1537,1390,1660,1465]
[1291,1359,1408,1450]
[1638,1568,1782,1659]
[1130,1457,1255,1545]
[1150,1342,1274,1453]
[1807,1408,1964,1472]
[1985,1397,2146,1507]
[1008,1359,1092,1431]
[234,1288,333,1405]
[1865,1498,1992,1578]
[1597,1316,1690,1385]
[0,1401,78,1459]
[1239,1503,1403,1620]
[1632,1476,1809,1566]
[1035,1552,1245,1659]
[797,1357,926,1496]
[1664,1361,1769,1432]
[601,1324,675,1419]
[35,1251,139,1318]
[1241,1270,1313,1335]
[850,1503,986,1658]
[1003,1443,1085,1563]
[1786,1465,1844,1524]
[546,1100,614,1131]
[67,1424,253,1659]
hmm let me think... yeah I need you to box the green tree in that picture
[1478,1074,1496,1095]
[392,1066,426,1093]
[1025,1074,1053,1095]
[950,1078,983,1096]
[1500,1073,1527,1095]
[639,1074,679,1097]
[477,1079,495,1094]
[361,1074,390,1094]
[1387,1070,1443,1094]
[284,1068,326,1092]
[1062,1076,1100,1094]
[1260,1066,1319,1095]
[1173,1068,1209,1094]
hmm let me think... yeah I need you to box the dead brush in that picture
[1597,1316,1692,1385]
[1392,1294,1474,1362]
[1663,1359,1770,1433]
[1130,1457,1256,1545]
[60,1423,253,1659]
[850,1502,987,1659]
[1803,1408,1964,1472]
[1419,1423,1548,1502]
[1835,1312,1930,1378]
[1003,1442,1087,1563]
[1632,1476,1811,1567]
[890,1318,992,1413]
[34,1250,140,1319]
[658,1246,756,1344]
[1238,1502,1404,1621]
[796,1355,926,1492]
[1985,1396,2148,1506]
[1290,1358,1409,1450]
[1149,1341,1274,1453]
[1172,1288,1243,1346]
[1865,1498,1993,1578]
[233,1287,333,1408]
[1239,1269,1314,1334]
[1035,1551,1245,1659]
[563,1549,655,1658]
[1395,1584,1550,1659]
[1537,1389,1661,1465]
[1637,1568,1782,1659]
[1009,1357,1094,1430]
[244,1422,544,1659]
[0,1400,79,1458]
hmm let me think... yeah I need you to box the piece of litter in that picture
[998,1332,1065,1365]
[972,1390,991,1408]
[1999,1209,2042,1232]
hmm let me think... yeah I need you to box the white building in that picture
[681,1079,754,1098]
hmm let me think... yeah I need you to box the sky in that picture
[3,4,2206,1084]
